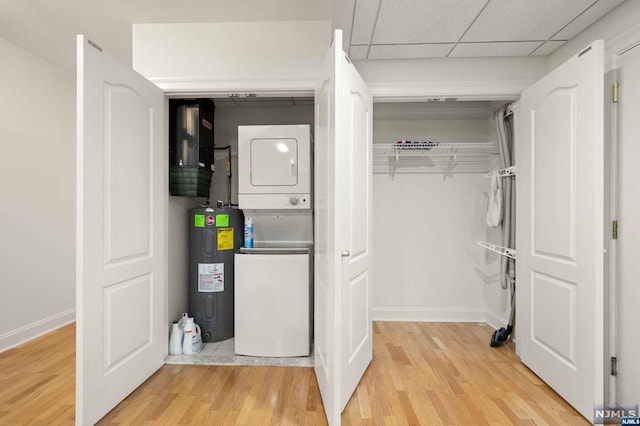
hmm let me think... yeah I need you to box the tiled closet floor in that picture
[164,338,314,367]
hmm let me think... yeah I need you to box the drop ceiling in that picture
[348,0,625,60]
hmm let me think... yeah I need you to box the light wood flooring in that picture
[0,321,588,425]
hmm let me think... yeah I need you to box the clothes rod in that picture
[476,240,516,260]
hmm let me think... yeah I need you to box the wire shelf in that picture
[373,142,499,180]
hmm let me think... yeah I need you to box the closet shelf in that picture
[373,142,499,179]
[485,165,516,178]
[476,240,516,260]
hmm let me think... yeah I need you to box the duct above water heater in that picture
[169,99,215,197]
[238,124,311,209]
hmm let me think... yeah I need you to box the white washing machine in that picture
[234,246,310,357]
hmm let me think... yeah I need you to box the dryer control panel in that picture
[239,193,311,210]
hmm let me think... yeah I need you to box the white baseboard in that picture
[372,307,486,323]
[0,308,76,353]
[484,311,510,330]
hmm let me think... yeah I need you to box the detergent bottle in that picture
[182,317,202,354]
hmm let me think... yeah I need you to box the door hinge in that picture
[611,356,618,376]
[613,220,619,239]
[612,83,619,103]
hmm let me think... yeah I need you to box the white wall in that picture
[132,21,331,93]
[167,197,194,326]
[354,56,547,100]
[371,105,503,322]
[372,174,495,321]
[0,37,75,351]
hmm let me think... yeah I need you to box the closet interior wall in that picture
[166,97,315,324]
[371,101,510,326]
[210,98,314,206]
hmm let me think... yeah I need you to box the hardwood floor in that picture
[0,324,75,425]
[343,322,588,425]
[0,322,588,425]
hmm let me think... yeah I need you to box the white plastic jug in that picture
[182,317,202,354]
[168,321,183,355]
[177,312,189,331]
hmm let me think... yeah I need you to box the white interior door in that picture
[339,52,373,411]
[314,29,373,425]
[516,40,604,420]
[614,42,640,405]
[76,35,167,425]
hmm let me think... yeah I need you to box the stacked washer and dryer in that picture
[234,124,313,357]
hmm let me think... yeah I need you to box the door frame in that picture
[601,23,640,404]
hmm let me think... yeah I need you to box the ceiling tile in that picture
[552,0,624,40]
[449,42,543,57]
[351,0,381,44]
[372,0,488,44]
[349,45,370,60]
[462,0,594,42]
[369,43,455,59]
[530,40,567,56]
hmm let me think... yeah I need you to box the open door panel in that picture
[516,40,604,420]
[314,29,373,425]
[76,35,167,425]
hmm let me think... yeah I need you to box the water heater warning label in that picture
[216,214,229,227]
[217,228,234,250]
[198,263,224,292]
